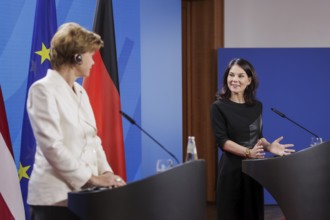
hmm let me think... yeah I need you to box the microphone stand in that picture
[120,110,180,164]
[271,108,320,138]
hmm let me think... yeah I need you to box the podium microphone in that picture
[271,107,320,138]
[120,110,180,164]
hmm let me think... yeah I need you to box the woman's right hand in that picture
[250,140,265,159]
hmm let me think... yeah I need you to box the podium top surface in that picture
[242,141,330,220]
[68,160,206,220]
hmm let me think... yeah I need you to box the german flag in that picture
[83,0,126,180]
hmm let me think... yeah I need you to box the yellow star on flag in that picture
[35,43,50,64]
[18,162,31,181]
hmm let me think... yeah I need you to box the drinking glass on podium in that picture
[156,159,173,173]
[310,137,323,147]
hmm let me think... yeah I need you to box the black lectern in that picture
[68,160,206,220]
[242,141,330,220]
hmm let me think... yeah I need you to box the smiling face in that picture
[219,58,258,105]
[227,64,252,97]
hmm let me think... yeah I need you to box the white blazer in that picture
[27,69,112,206]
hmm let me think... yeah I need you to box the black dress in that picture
[210,99,264,220]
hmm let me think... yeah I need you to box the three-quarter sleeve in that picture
[210,101,229,150]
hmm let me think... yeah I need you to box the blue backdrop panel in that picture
[112,0,142,181]
[218,48,330,204]
[140,0,182,177]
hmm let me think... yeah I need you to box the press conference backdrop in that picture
[218,48,330,204]
[0,0,182,182]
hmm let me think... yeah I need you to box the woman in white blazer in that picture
[27,22,125,220]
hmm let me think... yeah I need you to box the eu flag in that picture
[18,0,57,219]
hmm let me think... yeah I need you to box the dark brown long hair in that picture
[217,58,259,105]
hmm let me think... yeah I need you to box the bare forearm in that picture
[223,139,265,159]
[223,140,249,158]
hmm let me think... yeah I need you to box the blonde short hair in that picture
[50,22,104,69]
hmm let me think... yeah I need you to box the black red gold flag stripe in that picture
[83,0,126,179]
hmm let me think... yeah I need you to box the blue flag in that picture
[18,0,57,219]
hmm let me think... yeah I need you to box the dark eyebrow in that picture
[229,71,246,75]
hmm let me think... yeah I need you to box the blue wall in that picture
[218,48,330,204]
[140,0,182,177]
[0,0,182,182]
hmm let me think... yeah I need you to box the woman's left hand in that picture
[103,172,126,188]
[268,136,295,156]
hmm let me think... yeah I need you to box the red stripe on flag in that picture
[0,87,14,219]
[0,87,13,157]
[84,51,126,180]
[0,195,14,220]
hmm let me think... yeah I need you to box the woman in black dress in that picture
[210,58,295,220]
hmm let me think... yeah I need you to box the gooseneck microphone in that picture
[271,107,320,138]
[120,110,180,164]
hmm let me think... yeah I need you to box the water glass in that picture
[310,137,323,147]
[156,159,173,173]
